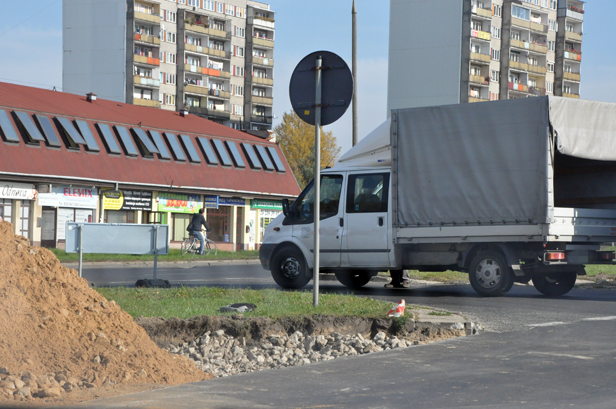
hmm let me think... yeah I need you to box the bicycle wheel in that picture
[205,239,217,256]
[181,238,194,256]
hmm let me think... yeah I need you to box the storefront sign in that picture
[219,197,246,206]
[204,195,220,209]
[0,181,37,200]
[103,189,153,211]
[38,186,98,209]
[251,199,283,210]
[157,193,202,214]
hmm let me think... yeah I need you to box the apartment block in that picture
[63,0,275,131]
[387,0,583,111]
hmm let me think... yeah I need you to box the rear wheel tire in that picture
[532,272,577,297]
[468,251,514,297]
[335,270,374,289]
[271,245,311,289]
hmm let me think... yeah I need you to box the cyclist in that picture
[186,208,211,255]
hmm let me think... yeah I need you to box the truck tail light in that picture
[600,252,616,260]
[546,252,565,261]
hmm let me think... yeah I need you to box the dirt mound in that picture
[0,222,208,403]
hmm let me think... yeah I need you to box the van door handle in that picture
[339,218,344,227]
[379,217,384,227]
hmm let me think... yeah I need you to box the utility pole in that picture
[352,0,358,146]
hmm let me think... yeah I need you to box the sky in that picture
[0,0,614,155]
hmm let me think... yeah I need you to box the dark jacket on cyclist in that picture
[187,213,210,233]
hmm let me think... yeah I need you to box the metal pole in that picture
[153,225,159,281]
[352,0,358,146]
[78,224,83,278]
[314,55,322,307]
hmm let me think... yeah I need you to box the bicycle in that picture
[181,233,217,256]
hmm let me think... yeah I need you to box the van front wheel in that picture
[271,245,311,289]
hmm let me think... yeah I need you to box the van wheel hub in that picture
[281,257,301,278]
[475,259,502,288]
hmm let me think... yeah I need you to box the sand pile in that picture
[0,222,208,403]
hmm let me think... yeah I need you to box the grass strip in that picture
[51,248,259,263]
[95,287,398,320]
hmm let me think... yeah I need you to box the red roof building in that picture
[0,82,300,250]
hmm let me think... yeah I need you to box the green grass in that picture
[583,264,616,277]
[51,248,259,263]
[95,287,397,320]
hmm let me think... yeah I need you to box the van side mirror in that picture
[282,198,290,217]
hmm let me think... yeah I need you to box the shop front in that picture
[251,199,283,249]
[205,196,246,251]
[37,185,99,248]
[157,192,203,242]
[0,181,37,241]
[102,189,154,225]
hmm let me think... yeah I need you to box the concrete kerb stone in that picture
[62,259,262,270]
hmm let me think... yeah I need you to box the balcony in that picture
[469,75,489,85]
[470,52,490,63]
[253,56,274,67]
[133,75,160,87]
[208,88,230,99]
[251,115,272,124]
[185,23,230,39]
[527,64,547,75]
[566,8,584,21]
[509,60,529,71]
[253,77,274,86]
[564,92,580,99]
[509,82,528,93]
[135,33,160,45]
[133,98,160,108]
[512,17,548,33]
[564,50,582,62]
[185,44,229,59]
[184,84,210,97]
[185,64,231,79]
[471,30,491,41]
[469,96,489,103]
[189,106,231,119]
[471,5,492,18]
[528,86,546,96]
[253,36,274,48]
[135,11,160,24]
[248,16,275,29]
[565,31,583,42]
[134,54,160,66]
[564,72,581,82]
[252,96,273,105]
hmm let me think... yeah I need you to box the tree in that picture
[274,111,342,189]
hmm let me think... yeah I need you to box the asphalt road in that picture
[66,262,616,408]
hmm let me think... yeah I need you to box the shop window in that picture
[19,201,30,239]
[0,199,12,223]
[105,210,135,224]
[207,206,231,242]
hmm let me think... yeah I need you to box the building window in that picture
[510,52,520,62]
[187,0,198,6]
[166,31,176,43]
[546,81,553,93]
[253,49,267,58]
[547,62,555,72]
[564,85,572,94]
[203,0,215,11]
[186,55,201,67]
[491,48,500,61]
[207,206,230,242]
[253,68,267,78]
[492,27,501,39]
[549,20,558,31]
[233,105,244,115]
[186,96,200,107]
[225,4,235,15]
[512,5,530,21]
[489,92,499,101]
[232,85,244,96]
[0,199,12,224]
[548,40,555,52]
[236,7,245,18]
[234,26,245,38]
[491,70,499,82]
[493,5,502,17]
[472,21,482,31]
[163,10,176,22]
[550,0,557,10]
[233,46,245,57]
[217,2,223,13]
[233,66,245,77]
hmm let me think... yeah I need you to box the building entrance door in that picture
[41,207,57,248]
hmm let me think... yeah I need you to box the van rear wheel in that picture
[271,245,311,289]
[532,272,576,297]
[335,270,374,289]
[468,251,514,297]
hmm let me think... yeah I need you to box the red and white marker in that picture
[387,299,405,317]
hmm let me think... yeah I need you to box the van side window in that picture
[346,173,389,213]
[293,175,343,223]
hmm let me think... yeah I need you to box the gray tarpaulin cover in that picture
[393,97,550,227]
[549,97,616,161]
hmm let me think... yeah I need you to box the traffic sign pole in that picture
[313,55,322,307]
